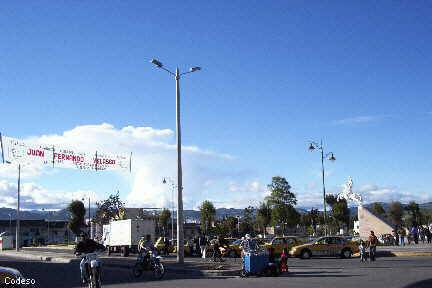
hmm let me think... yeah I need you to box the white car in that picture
[0,266,25,287]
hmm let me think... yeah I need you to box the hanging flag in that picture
[0,135,131,172]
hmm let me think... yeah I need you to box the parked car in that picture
[223,239,242,257]
[289,236,359,259]
[264,236,302,255]
[172,239,192,256]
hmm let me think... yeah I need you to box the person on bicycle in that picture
[74,232,105,284]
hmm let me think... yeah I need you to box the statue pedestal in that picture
[358,205,393,240]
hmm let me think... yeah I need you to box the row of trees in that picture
[67,182,432,238]
[371,201,432,228]
[199,176,302,237]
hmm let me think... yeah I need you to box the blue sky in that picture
[1,1,432,210]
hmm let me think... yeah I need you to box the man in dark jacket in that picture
[368,231,378,262]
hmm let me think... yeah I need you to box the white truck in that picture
[102,219,156,257]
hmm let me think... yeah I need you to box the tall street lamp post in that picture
[151,58,201,264]
[308,140,336,236]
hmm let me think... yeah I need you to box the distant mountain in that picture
[0,207,96,221]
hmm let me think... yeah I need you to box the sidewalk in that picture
[0,248,241,277]
[378,243,432,257]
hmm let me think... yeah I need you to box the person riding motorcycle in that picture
[138,235,156,269]
[74,232,105,284]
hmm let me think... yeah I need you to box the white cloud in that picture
[357,184,432,204]
[332,115,386,125]
[1,123,239,209]
[0,179,97,210]
[204,180,268,209]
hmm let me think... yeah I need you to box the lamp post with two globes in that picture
[308,140,336,236]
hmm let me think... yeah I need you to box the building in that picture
[0,220,75,247]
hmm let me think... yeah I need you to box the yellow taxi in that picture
[223,238,242,257]
[264,236,302,255]
[154,237,175,254]
[289,236,359,259]
[172,239,192,256]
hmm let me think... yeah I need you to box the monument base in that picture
[358,206,393,240]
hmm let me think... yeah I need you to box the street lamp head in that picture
[150,58,163,68]
[308,143,315,151]
[328,153,336,161]
[189,67,201,72]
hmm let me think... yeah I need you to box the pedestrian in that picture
[399,227,406,246]
[425,228,432,244]
[368,231,378,262]
[392,230,399,246]
[411,225,419,244]
[199,234,207,258]
[359,240,367,262]
[164,237,170,256]
[419,227,425,244]
[279,248,288,272]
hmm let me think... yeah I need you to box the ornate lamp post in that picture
[308,140,336,236]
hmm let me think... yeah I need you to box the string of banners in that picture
[0,134,131,172]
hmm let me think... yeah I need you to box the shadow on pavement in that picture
[0,258,235,288]
[403,279,432,288]
[278,271,361,278]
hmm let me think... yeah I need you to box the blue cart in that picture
[241,252,279,277]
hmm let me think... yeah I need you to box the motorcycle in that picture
[132,248,165,280]
[77,252,102,288]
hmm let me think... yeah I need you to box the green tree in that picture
[240,206,255,235]
[256,202,272,236]
[371,202,386,217]
[159,209,171,236]
[266,177,299,231]
[68,200,86,235]
[326,195,350,230]
[389,201,403,227]
[406,201,421,225]
[199,200,216,234]
[214,216,238,237]
[94,192,125,225]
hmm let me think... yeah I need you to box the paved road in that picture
[1,255,432,288]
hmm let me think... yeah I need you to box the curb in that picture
[0,251,73,263]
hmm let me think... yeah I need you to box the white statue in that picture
[337,176,362,206]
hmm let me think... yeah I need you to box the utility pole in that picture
[16,164,21,251]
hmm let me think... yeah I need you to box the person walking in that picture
[163,237,170,256]
[368,231,378,262]
[359,240,367,262]
[411,225,419,244]
[199,234,207,258]
[399,227,406,246]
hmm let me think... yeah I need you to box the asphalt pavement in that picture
[1,255,432,288]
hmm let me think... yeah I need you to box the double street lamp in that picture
[308,140,336,236]
[151,58,201,264]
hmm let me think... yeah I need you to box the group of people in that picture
[390,224,432,246]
